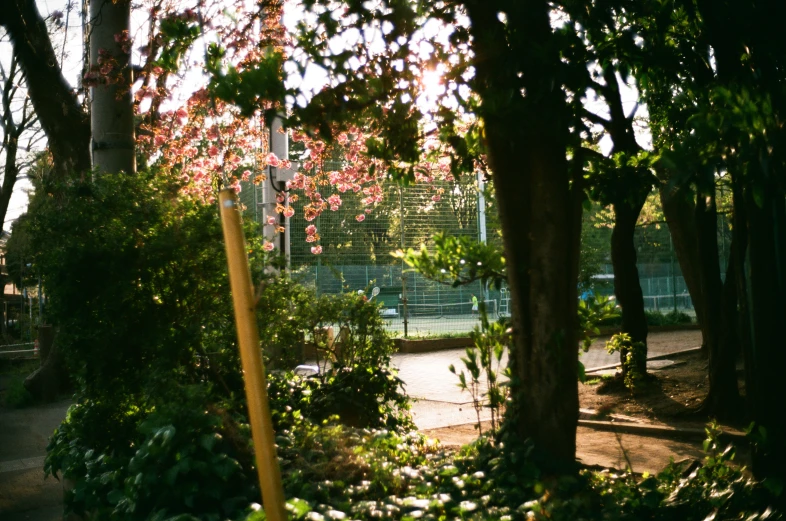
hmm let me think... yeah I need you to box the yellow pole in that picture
[219,189,288,521]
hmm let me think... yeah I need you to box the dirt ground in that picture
[424,422,709,474]
[424,329,750,473]
[580,330,744,431]
[581,351,713,425]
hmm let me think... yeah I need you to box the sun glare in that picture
[420,69,445,99]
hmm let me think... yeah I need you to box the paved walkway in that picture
[0,399,70,520]
[396,329,702,429]
[0,330,702,519]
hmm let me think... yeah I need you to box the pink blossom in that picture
[276,193,285,203]
[280,159,292,170]
[283,206,295,218]
[266,215,277,226]
[208,145,219,157]
[154,135,167,146]
[337,133,349,145]
[306,235,316,243]
[328,194,342,211]
[305,224,317,236]
[266,152,280,168]
[355,214,365,222]
[431,194,441,202]
[311,245,323,255]
[303,161,314,170]
[262,241,275,252]
[241,170,251,181]
[365,208,372,214]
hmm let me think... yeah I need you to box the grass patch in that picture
[0,358,39,376]
[1,375,34,408]
[396,332,471,340]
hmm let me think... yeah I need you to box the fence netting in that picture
[240,164,731,338]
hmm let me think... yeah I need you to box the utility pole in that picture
[89,0,135,175]
[265,116,295,269]
[477,170,488,303]
[399,187,408,338]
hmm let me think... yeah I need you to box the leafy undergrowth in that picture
[46,390,782,521]
[250,423,780,521]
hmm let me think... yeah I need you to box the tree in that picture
[0,0,90,179]
[0,48,41,228]
[207,0,586,470]
[582,60,654,377]
[86,0,135,175]
[625,0,785,479]
[690,0,786,482]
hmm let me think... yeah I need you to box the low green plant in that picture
[645,309,694,326]
[599,309,694,328]
[3,376,34,408]
[578,295,621,351]
[605,333,646,390]
[449,305,509,435]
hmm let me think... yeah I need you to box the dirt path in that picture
[424,422,709,474]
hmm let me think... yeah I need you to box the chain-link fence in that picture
[241,165,731,338]
[286,165,496,337]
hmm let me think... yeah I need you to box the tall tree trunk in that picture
[466,0,579,471]
[660,184,708,349]
[611,195,648,376]
[0,0,91,178]
[731,175,754,414]
[598,64,651,377]
[743,171,786,481]
[2,0,90,401]
[489,135,581,472]
[695,176,739,418]
[89,0,135,175]
[0,132,20,225]
[696,0,786,484]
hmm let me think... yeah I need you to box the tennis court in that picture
[380,299,503,337]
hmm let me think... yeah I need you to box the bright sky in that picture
[1,0,83,232]
[0,0,651,232]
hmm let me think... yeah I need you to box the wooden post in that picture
[219,189,287,521]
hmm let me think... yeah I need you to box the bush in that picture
[46,387,257,520]
[30,170,412,519]
[26,171,263,403]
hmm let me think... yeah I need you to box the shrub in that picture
[26,171,265,403]
[605,333,646,390]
